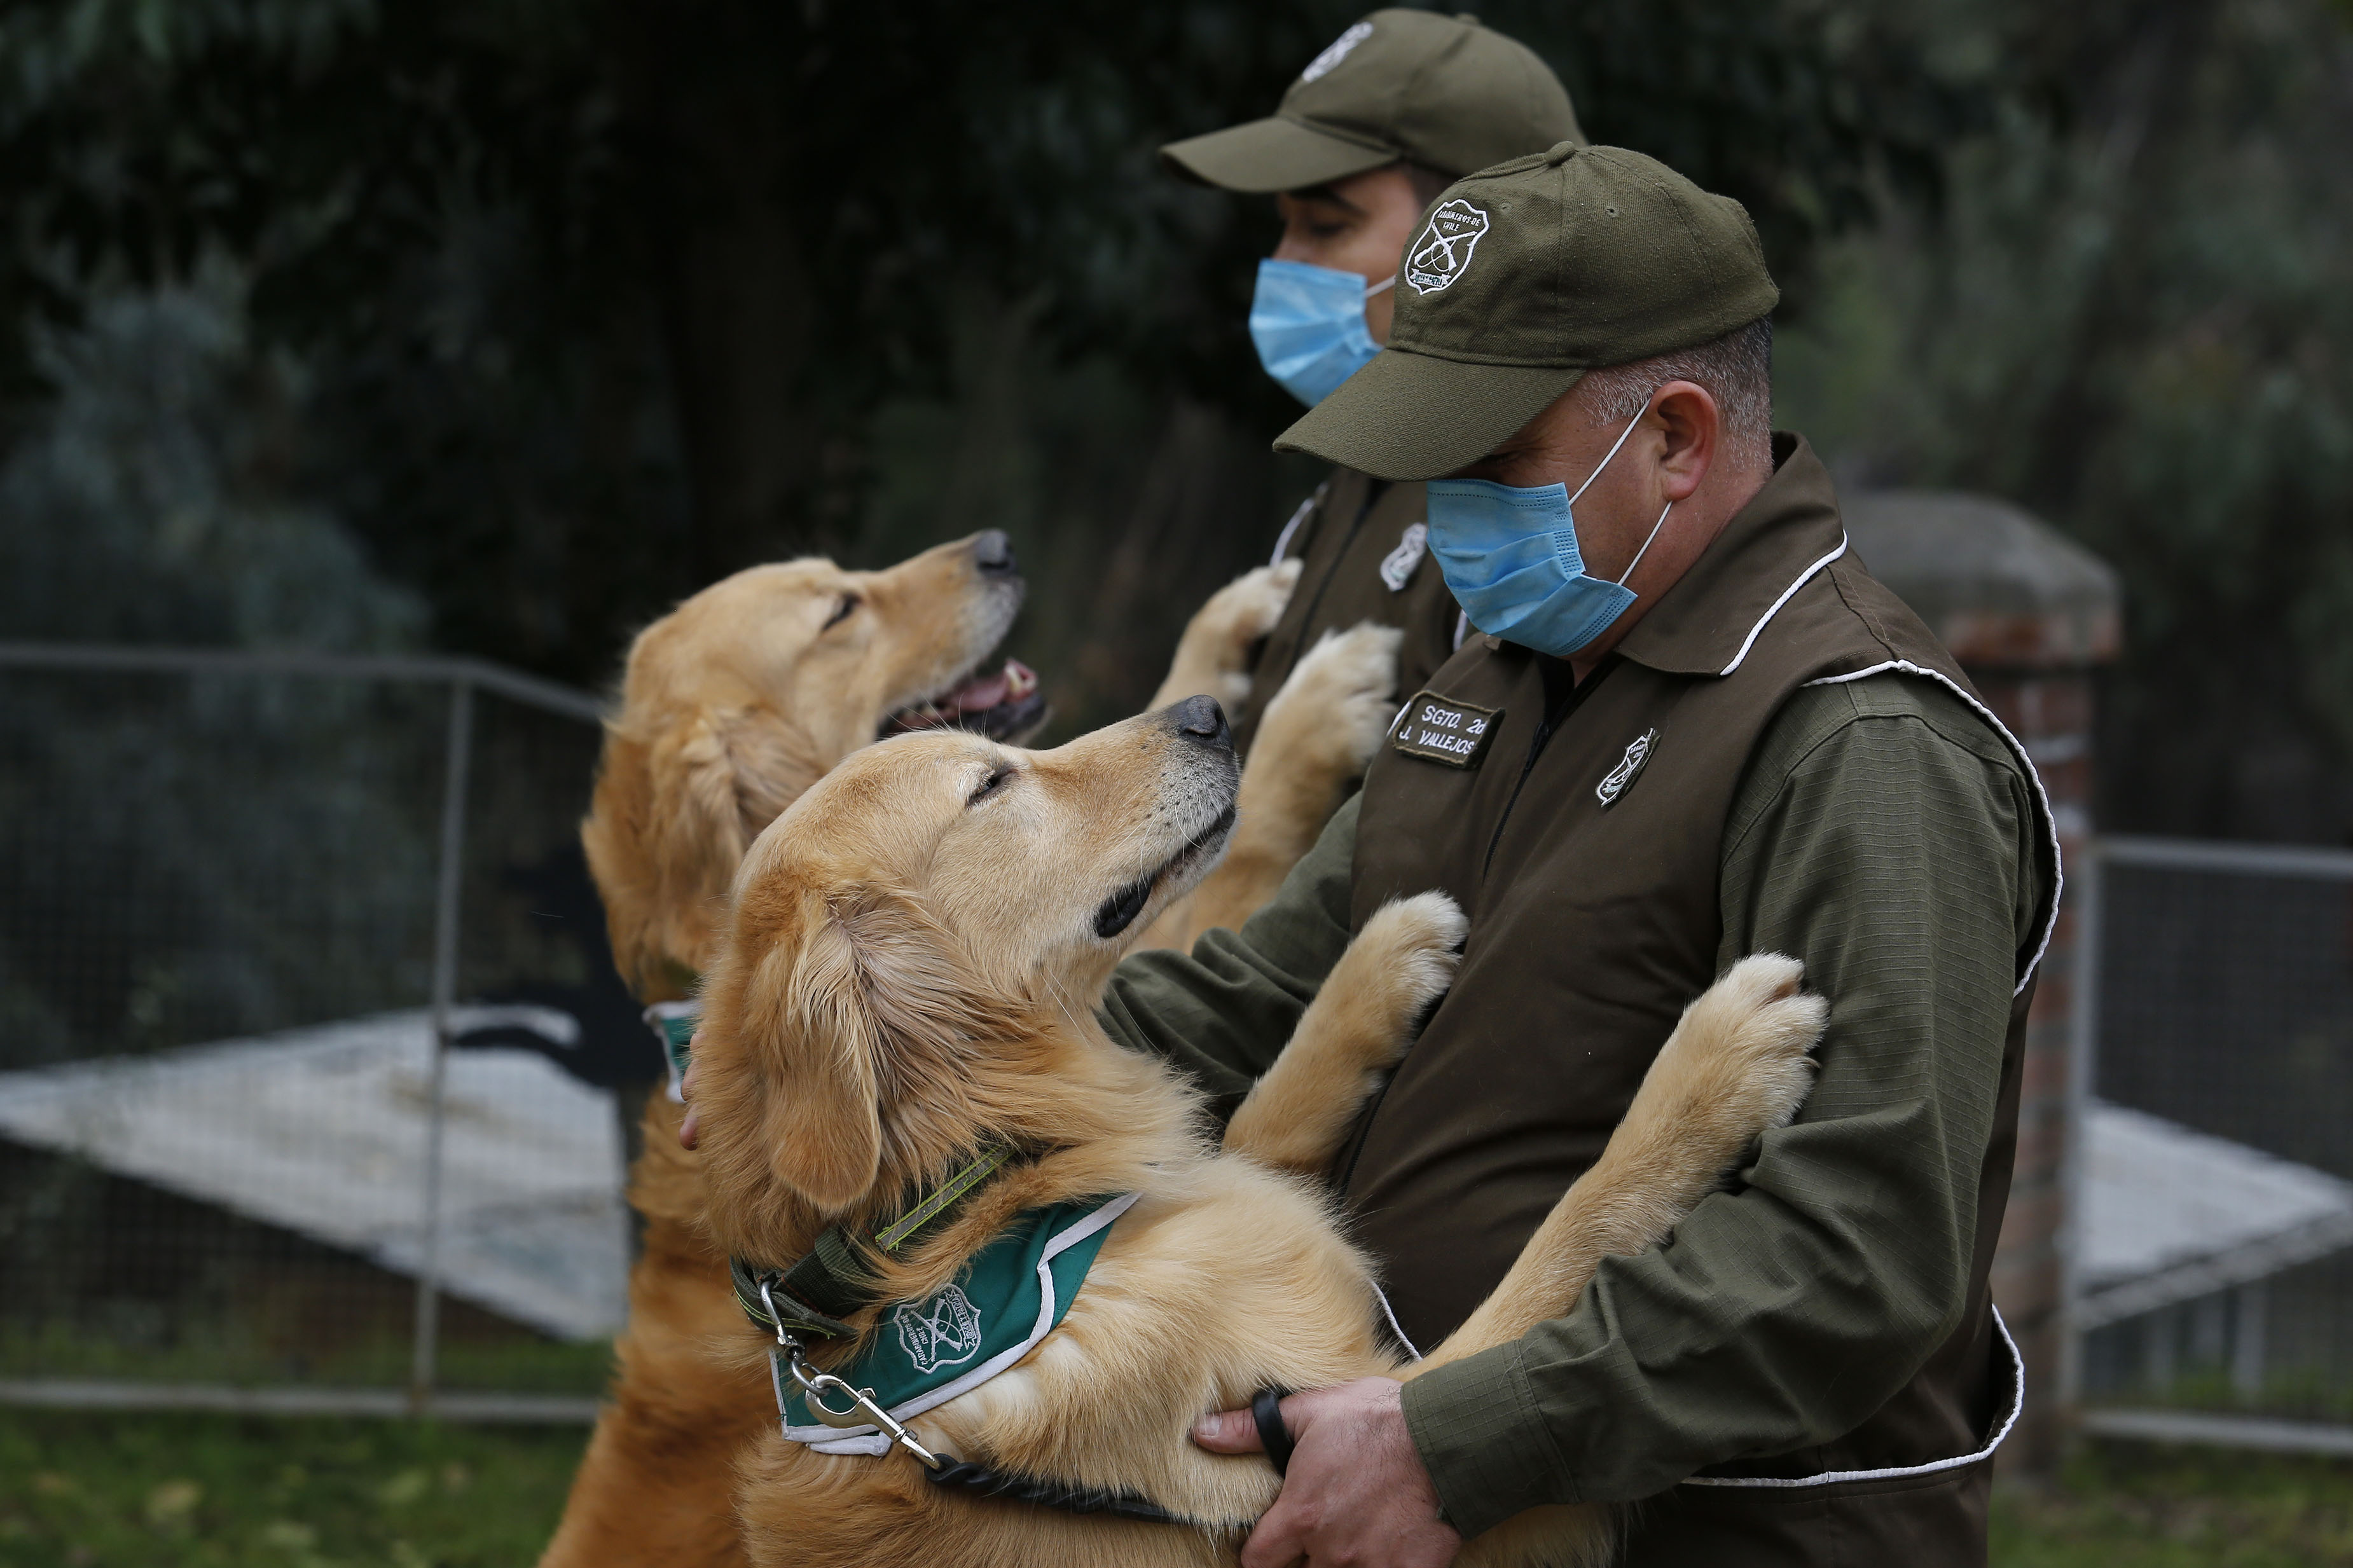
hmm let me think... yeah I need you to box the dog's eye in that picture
[967,765,1014,806]
[822,594,860,631]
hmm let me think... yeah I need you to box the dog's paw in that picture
[1671,953,1826,1135]
[1196,561,1302,654]
[1350,891,1466,1042]
[1257,622,1403,771]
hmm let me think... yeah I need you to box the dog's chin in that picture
[879,657,1051,743]
[1091,802,1239,942]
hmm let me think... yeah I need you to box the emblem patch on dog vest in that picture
[1379,522,1428,593]
[1390,690,1501,769]
[1596,728,1658,807]
[774,1192,1138,1457]
[1405,200,1491,294]
[893,1284,984,1373]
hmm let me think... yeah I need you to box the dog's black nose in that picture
[972,530,1019,578]
[1166,694,1231,750]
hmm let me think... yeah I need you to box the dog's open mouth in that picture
[880,659,1049,742]
[1093,802,1239,940]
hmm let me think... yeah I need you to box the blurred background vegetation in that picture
[5,0,2343,841]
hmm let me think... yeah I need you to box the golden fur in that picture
[690,707,1828,1567]
[547,546,1376,1567]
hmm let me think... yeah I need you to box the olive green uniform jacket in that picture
[1230,468,1462,758]
[1103,437,2058,1563]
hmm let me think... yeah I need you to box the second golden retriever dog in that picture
[545,530,1042,1568]
[544,535,1398,1567]
[689,698,1828,1567]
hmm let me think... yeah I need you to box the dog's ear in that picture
[639,706,824,966]
[719,887,888,1215]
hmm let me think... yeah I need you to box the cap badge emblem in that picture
[1405,200,1491,294]
[1379,521,1428,593]
[1596,728,1659,808]
[1300,20,1374,83]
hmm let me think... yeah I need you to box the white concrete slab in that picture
[2080,1101,2353,1326]
[0,1012,627,1340]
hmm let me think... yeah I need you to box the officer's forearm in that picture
[1098,794,1363,1120]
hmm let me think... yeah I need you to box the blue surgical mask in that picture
[1249,258,1394,407]
[1425,408,1673,657]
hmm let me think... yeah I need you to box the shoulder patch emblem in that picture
[1391,689,1501,769]
[1405,200,1491,294]
[1379,521,1428,593]
[1300,20,1374,82]
[892,1284,984,1374]
[1596,728,1659,808]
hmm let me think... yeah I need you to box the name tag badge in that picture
[1390,689,1501,769]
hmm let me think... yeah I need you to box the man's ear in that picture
[1650,381,1720,503]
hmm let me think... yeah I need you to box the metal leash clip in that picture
[761,1279,942,1469]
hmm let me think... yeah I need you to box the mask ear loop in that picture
[1364,273,1397,298]
[1615,499,1674,588]
[1566,403,1650,507]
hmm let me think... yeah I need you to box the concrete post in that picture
[1843,491,2122,1475]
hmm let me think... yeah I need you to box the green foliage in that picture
[0,0,2000,692]
[1777,0,2353,837]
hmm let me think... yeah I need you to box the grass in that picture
[1993,1442,2353,1566]
[0,1408,587,1567]
[4,1408,2351,1565]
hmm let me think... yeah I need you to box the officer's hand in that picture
[1192,1377,1462,1568]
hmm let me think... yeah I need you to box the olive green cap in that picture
[1161,10,1582,195]
[1276,142,1780,480]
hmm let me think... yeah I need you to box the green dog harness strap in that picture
[773,1191,1138,1455]
[642,999,699,1103]
[732,1145,1019,1342]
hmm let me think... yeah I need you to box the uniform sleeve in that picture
[1399,675,2048,1530]
[1097,792,1363,1122]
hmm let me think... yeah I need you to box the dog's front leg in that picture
[1148,560,1302,713]
[1222,892,1463,1176]
[1417,955,1825,1371]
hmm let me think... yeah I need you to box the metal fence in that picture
[13,656,2353,1449]
[0,644,650,1421]
[2069,835,2353,1454]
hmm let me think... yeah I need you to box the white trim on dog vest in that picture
[773,1192,1140,1457]
[643,999,700,1103]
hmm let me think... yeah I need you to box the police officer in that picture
[1105,145,2056,1565]
[1161,10,1582,757]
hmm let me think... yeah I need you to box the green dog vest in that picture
[773,1192,1138,1456]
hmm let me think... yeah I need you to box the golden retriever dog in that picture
[688,697,1828,1567]
[548,531,1040,1568]
[545,538,1395,1567]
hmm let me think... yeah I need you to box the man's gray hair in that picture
[1578,316,1774,469]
